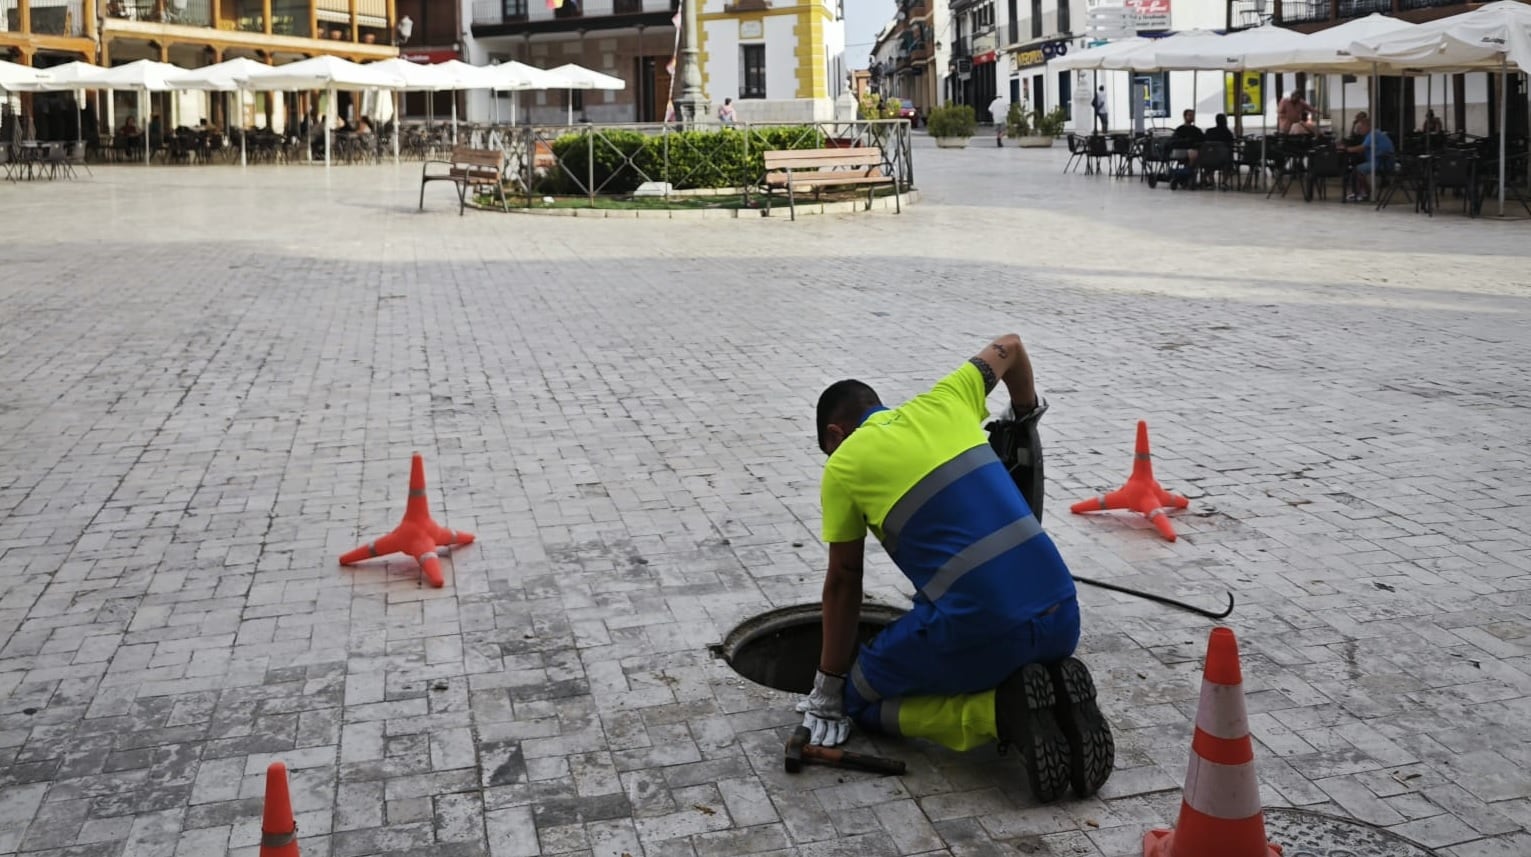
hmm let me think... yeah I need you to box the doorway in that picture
[1377,75,1414,142]
[1486,71,1528,140]
[636,56,671,123]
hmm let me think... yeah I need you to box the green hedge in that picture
[545,126,829,194]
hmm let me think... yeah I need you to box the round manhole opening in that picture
[1263,807,1440,857]
[712,603,905,694]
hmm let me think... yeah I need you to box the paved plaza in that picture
[1,140,1529,857]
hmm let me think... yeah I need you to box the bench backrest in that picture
[764,147,883,171]
[451,146,505,169]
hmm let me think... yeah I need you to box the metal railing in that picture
[28,0,83,33]
[1337,0,1390,17]
[164,0,211,26]
[1276,0,1328,24]
[429,120,914,206]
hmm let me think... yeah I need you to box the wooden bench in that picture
[760,147,901,220]
[419,146,509,215]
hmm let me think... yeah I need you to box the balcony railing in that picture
[473,0,674,25]
[1279,0,1465,25]
[1276,0,1328,24]
[166,0,212,26]
[1397,0,1464,10]
[1337,0,1391,17]
[28,0,84,33]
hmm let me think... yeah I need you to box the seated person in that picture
[1340,115,1394,201]
[355,116,373,135]
[1204,112,1235,145]
[1347,111,1369,145]
[1277,90,1315,135]
[1170,109,1204,170]
[1423,110,1444,134]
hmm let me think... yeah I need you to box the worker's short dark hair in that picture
[816,380,881,453]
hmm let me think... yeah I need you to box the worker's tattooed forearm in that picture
[994,342,1009,359]
[969,357,998,393]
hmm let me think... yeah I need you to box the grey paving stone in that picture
[1,142,1529,857]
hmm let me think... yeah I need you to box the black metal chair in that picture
[1142,136,1177,188]
[1063,133,1087,174]
[1236,136,1265,190]
[1197,141,1234,190]
[1265,135,1311,199]
[1432,149,1483,217]
[1110,133,1134,177]
[1085,134,1110,175]
[1302,145,1346,201]
[1376,152,1425,213]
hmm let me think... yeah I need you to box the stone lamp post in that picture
[672,0,709,124]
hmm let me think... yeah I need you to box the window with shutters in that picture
[741,44,766,99]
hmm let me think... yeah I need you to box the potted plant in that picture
[1033,106,1068,144]
[1009,103,1065,148]
[926,104,976,148]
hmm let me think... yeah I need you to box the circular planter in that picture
[933,136,971,149]
[711,603,906,694]
[1017,136,1055,148]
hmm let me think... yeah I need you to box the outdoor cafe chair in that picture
[1142,136,1178,189]
[1376,152,1426,213]
[1302,144,1346,202]
[1085,134,1110,175]
[1110,133,1134,177]
[1063,133,1087,174]
[1236,136,1265,190]
[1432,149,1483,217]
[1197,141,1234,190]
[0,145,14,181]
[1266,135,1312,199]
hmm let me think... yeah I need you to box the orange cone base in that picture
[1143,827,1282,857]
[1071,421,1188,542]
[340,454,474,588]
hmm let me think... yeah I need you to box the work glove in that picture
[794,669,851,747]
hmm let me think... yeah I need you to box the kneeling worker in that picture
[800,334,1114,801]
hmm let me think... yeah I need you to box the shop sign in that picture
[402,49,460,64]
[973,50,997,65]
[1125,0,1170,31]
[1013,39,1069,68]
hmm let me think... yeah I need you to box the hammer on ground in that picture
[784,725,906,776]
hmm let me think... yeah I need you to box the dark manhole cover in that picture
[1264,807,1439,857]
[711,603,904,694]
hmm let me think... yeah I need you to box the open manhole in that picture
[710,603,905,694]
[1264,807,1439,857]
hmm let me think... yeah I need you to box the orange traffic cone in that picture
[1070,421,1189,541]
[340,453,474,588]
[260,761,300,857]
[1143,627,1282,857]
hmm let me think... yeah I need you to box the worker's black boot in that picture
[995,664,1071,803]
[1048,658,1115,798]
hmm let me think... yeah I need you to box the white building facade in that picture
[463,0,846,124]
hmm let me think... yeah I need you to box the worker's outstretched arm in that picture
[819,539,865,675]
[971,333,1038,411]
